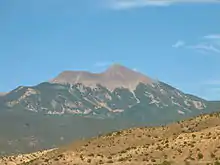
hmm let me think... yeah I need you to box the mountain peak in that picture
[50,64,153,90]
[103,64,147,81]
[108,63,124,69]
[105,63,131,73]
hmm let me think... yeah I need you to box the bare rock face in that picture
[0,149,55,165]
[6,162,16,165]
[50,64,153,91]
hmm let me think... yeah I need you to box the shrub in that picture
[106,160,114,163]
[211,152,216,158]
[197,153,203,160]
[160,160,172,165]
[215,161,220,165]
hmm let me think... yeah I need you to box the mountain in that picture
[0,64,220,156]
[1,64,218,121]
[50,64,153,91]
[2,112,220,165]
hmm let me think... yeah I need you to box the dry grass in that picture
[2,113,220,165]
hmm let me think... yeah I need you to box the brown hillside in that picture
[2,112,220,165]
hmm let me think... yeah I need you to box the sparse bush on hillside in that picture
[211,152,216,158]
[164,143,169,148]
[177,149,182,153]
[87,159,91,163]
[164,154,168,159]
[106,160,114,163]
[118,157,127,161]
[54,157,59,161]
[184,161,191,165]
[160,160,172,165]
[197,153,203,160]
[88,153,94,157]
[107,156,112,159]
[142,157,148,161]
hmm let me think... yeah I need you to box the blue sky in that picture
[0,0,220,100]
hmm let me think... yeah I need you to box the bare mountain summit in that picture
[50,64,153,90]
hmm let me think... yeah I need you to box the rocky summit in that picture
[0,64,220,156]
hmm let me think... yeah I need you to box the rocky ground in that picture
[2,112,220,165]
[0,149,55,165]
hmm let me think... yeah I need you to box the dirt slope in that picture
[2,113,220,165]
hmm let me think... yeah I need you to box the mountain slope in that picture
[2,79,217,119]
[0,110,136,156]
[2,112,220,165]
[1,81,212,121]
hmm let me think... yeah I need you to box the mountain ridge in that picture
[50,64,153,91]
[1,64,218,119]
[0,64,220,156]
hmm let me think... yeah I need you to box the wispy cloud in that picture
[172,40,185,48]
[204,34,220,39]
[173,33,220,54]
[188,44,220,54]
[107,0,220,9]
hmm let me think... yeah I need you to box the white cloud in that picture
[109,0,170,9]
[172,40,185,48]
[204,34,220,39]
[107,0,220,9]
[173,33,220,54]
[188,44,220,54]
[203,34,220,47]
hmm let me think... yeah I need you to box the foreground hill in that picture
[0,111,136,156]
[2,112,220,165]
